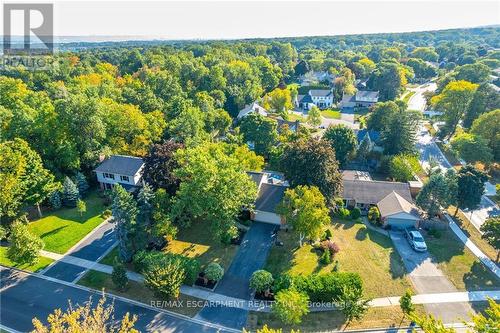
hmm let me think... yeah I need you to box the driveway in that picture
[43,221,116,283]
[390,231,473,322]
[0,267,234,333]
[195,222,277,329]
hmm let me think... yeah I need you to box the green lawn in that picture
[287,112,305,122]
[425,228,500,291]
[28,191,107,254]
[265,220,413,298]
[78,270,203,317]
[164,221,239,271]
[321,109,341,119]
[246,305,425,331]
[0,246,53,272]
[402,91,416,103]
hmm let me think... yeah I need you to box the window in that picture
[103,173,115,180]
[120,175,130,182]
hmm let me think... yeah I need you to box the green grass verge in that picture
[246,305,425,331]
[426,228,500,291]
[0,246,53,272]
[78,270,203,317]
[321,109,341,119]
[265,220,413,298]
[28,191,107,254]
[287,112,305,122]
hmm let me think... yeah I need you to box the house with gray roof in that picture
[247,171,288,225]
[377,191,420,229]
[237,102,268,119]
[94,155,144,192]
[340,90,379,111]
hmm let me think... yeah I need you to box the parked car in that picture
[404,228,427,252]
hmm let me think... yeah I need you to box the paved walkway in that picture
[445,214,500,279]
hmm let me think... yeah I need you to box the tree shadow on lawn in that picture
[463,261,500,292]
[40,225,68,238]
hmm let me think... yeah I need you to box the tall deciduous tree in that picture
[471,109,500,162]
[263,87,293,117]
[8,218,44,265]
[451,133,493,164]
[480,217,500,263]
[170,143,258,241]
[280,139,343,203]
[142,141,183,194]
[431,80,478,138]
[239,113,279,157]
[277,185,330,246]
[323,125,357,168]
[307,106,322,127]
[272,289,309,325]
[463,84,500,128]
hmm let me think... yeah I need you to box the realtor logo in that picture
[3,3,54,55]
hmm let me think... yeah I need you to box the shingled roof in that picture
[377,191,420,218]
[342,179,412,205]
[94,155,144,176]
[255,183,287,213]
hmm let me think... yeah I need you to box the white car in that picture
[404,229,427,252]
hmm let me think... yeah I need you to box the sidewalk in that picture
[444,214,500,279]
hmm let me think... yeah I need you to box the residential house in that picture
[340,90,379,111]
[247,171,289,225]
[299,71,335,86]
[297,89,334,110]
[341,172,420,229]
[237,102,268,119]
[94,155,144,192]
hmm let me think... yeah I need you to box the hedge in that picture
[274,272,363,302]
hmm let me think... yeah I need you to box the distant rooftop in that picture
[94,155,144,176]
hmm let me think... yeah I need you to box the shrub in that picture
[368,206,381,225]
[335,207,351,219]
[320,250,331,264]
[133,250,199,285]
[8,219,44,265]
[350,207,361,220]
[427,229,442,239]
[272,289,309,325]
[205,262,224,282]
[275,272,363,303]
[144,260,185,299]
[250,270,274,293]
[0,225,6,241]
[321,240,340,257]
[111,260,129,291]
[101,209,112,219]
[324,229,332,240]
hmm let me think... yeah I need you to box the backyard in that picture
[0,246,53,272]
[27,191,107,254]
[78,270,203,317]
[265,219,413,298]
[425,227,500,291]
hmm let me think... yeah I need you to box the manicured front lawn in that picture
[78,270,203,317]
[164,221,239,271]
[321,109,341,119]
[0,246,53,272]
[28,191,107,254]
[246,305,425,331]
[265,220,413,298]
[425,228,500,291]
[287,112,305,122]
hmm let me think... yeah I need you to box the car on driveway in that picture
[404,228,427,252]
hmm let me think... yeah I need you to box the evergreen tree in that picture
[49,191,62,210]
[62,177,79,207]
[111,185,139,262]
[455,165,488,216]
[75,172,89,197]
[357,133,372,165]
[112,260,129,291]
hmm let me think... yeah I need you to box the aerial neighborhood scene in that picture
[1,1,500,332]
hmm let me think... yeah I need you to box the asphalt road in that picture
[196,222,277,329]
[0,267,235,333]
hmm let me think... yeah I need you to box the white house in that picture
[94,155,144,192]
[247,171,288,225]
[297,89,334,110]
[237,102,268,119]
[340,90,379,110]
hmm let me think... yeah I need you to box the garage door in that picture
[253,210,281,225]
[387,217,416,230]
